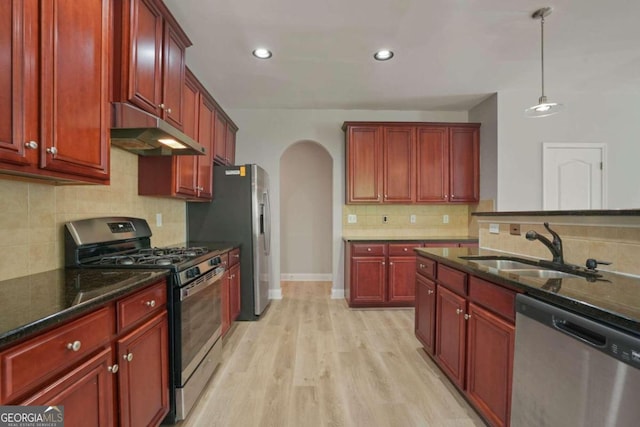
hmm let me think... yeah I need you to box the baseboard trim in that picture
[280,273,333,281]
[331,288,345,299]
[269,288,283,300]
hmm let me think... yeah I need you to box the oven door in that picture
[178,269,223,385]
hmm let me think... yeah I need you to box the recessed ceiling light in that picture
[373,49,394,61]
[252,48,272,59]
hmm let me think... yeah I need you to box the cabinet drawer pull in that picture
[232,254,240,258]
[367,248,371,252]
[456,308,463,315]
[419,264,425,268]
[108,364,119,374]
[146,300,156,308]
[67,340,82,352]
[25,141,38,149]
[403,248,408,252]
[123,352,133,362]
[46,147,58,155]
[464,314,471,320]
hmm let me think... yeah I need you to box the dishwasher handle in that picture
[553,317,607,348]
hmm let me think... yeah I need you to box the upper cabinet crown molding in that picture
[344,122,480,205]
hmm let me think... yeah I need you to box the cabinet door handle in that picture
[108,364,119,374]
[46,147,58,155]
[25,141,38,149]
[382,261,385,266]
[159,103,165,110]
[389,262,393,265]
[456,308,463,315]
[66,340,82,352]
[123,352,133,362]
[403,248,408,252]
[427,290,434,295]
[166,107,172,114]
[233,254,240,258]
[419,263,425,268]
[451,194,455,199]
[464,314,471,320]
[146,300,156,308]
[367,248,371,252]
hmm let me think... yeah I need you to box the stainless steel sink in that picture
[501,269,579,279]
[460,255,583,279]
[465,259,538,270]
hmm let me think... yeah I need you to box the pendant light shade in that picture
[525,7,564,118]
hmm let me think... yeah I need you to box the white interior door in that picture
[543,143,606,210]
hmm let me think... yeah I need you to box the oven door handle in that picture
[180,272,223,301]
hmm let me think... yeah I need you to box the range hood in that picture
[110,103,206,156]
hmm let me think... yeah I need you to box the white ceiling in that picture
[164,0,640,111]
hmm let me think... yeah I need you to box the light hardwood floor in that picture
[178,281,486,427]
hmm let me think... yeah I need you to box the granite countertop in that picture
[343,236,478,242]
[0,268,169,350]
[415,247,640,337]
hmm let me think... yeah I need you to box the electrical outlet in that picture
[347,214,357,224]
[443,214,449,224]
[410,214,416,224]
[489,223,500,234]
[156,213,163,227]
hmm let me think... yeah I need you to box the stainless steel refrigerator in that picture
[187,164,271,320]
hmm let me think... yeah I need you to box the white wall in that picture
[228,108,468,298]
[280,141,332,278]
[469,94,498,203]
[496,89,640,210]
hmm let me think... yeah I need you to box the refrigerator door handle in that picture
[264,190,271,255]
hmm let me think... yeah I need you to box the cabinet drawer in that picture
[437,264,467,296]
[229,248,240,267]
[416,257,436,279]
[351,243,386,256]
[1,306,114,403]
[117,280,167,332]
[388,243,421,256]
[468,276,516,322]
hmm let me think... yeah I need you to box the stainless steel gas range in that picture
[65,217,224,423]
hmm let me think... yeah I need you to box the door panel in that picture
[449,127,479,202]
[347,126,382,203]
[383,126,414,202]
[543,143,605,210]
[416,127,448,202]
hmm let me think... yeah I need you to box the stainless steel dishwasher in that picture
[511,294,640,427]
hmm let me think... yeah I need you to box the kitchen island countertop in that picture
[0,268,169,350]
[415,247,640,336]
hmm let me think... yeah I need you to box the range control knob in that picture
[186,267,200,279]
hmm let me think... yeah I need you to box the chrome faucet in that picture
[525,222,564,264]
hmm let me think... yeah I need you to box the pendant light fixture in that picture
[525,7,564,118]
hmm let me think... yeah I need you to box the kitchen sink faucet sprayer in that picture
[525,222,564,264]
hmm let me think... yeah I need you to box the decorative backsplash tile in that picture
[0,148,186,281]
[343,204,473,237]
[478,222,640,276]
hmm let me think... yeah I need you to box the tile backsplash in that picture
[342,204,473,237]
[0,148,187,281]
[479,221,640,276]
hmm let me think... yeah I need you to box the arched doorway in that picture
[279,141,333,283]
